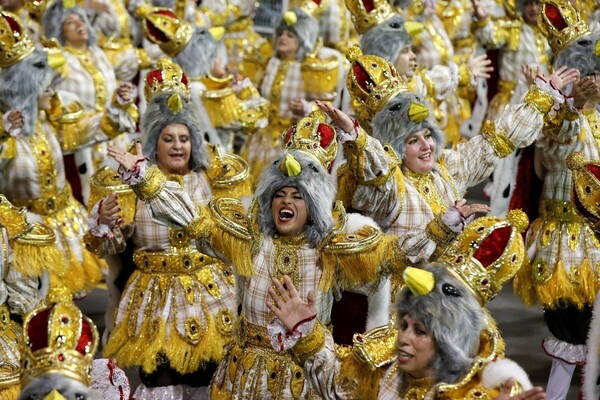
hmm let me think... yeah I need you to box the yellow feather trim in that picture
[57,250,105,294]
[11,240,64,279]
[103,309,230,374]
[337,346,386,399]
[514,257,598,308]
[211,224,254,277]
[0,383,20,400]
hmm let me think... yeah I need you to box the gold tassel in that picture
[11,240,65,278]
[513,257,537,306]
[201,90,241,128]
[211,226,254,277]
[0,383,20,400]
[337,350,386,399]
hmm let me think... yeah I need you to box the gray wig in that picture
[173,26,221,78]
[554,33,600,80]
[0,49,60,137]
[396,264,486,384]
[274,8,319,60]
[141,92,210,172]
[360,14,411,64]
[42,1,97,46]
[18,373,97,400]
[255,150,336,248]
[372,92,444,160]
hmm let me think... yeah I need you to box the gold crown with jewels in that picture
[0,11,35,68]
[345,0,394,34]
[538,0,590,55]
[144,58,190,102]
[566,151,600,226]
[138,5,193,57]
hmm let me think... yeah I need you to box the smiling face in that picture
[155,123,192,175]
[271,187,308,237]
[403,128,436,174]
[523,0,541,24]
[397,314,436,379]
[395,45,417,78]
[62,13,89,49]
[276,29,300,60]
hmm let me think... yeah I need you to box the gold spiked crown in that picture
[281,110,338,169]
[290,0,327,19]
[21,295,99,386]
[345,45,408,122]
[138,5,193,57]
[345,0,394,34]
[538,0,590,55]
[566,151,600,226]
[0,11,35,68]
[438,210,529,305]
[144,58,190,102]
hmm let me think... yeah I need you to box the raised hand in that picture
[471,0,488,20]
[494,379,546,400]
[266,275,316,332]
[454,198,490,218]
[315,100,354,133]
[116,82,135,103]
[468,52,493,80]
[6,110,24,132]
[98,192,121,225]
[288,98,307,117]
[548,66,580,91]
[571,76,600,108]
[521,64,541,86]
[108,142,145,172]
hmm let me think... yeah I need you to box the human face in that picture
[397,314,436,379]
[62,13,89,49]
[155,123,192,175]
[0,0,23,12]
[395,45,417,78]
[523,0,541,24]
[271,187,308,237]
[403,128,436,174]
[276,30,300,60]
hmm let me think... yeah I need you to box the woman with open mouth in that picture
[107,110,403,399]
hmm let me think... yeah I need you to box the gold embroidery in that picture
[268,60,292,145]
[424,21,449,65]
[65,47,107,112]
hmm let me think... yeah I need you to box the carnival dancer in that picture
[107,109,403,398]
[87,58,248,399]
[511,1,600,397]
[0,10,106,294]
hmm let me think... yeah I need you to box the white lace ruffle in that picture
[267,316,316,352]
[91,359,131,400]
[542,335,587,365]
[132,383,185,400]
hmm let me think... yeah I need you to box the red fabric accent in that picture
[284,126,294,143]
[181,73,188,86]
[509,145,543,237]
[362,0,375,12]
[545,3,568,31]
[317,124,334,148]
[146,15,170,43]
[146,69,163,87]
[4,13,22,35]
[586,164,600,178]
[27,308,51,351]
[353,64,373,92]
[77,319,94,354]
[473,226,512,267]
[291,314,316,333]
[62,154,84,205]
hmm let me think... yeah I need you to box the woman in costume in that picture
[266,211,547,399]
[87,59,248,399]
[107,109,402,398]
[0,10,105,294]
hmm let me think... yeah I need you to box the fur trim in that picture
[173,26,220,78]
[480,358,533,391]
[554,33,600,80]
[396,264,485,384]
[42,1,97,46]
[275,8,319,60]
[372,92,444,161]
[584,294,600,400]
[141,92,209,172]
[255,150,335,248]
[360,14,411,65]
[18,373,97,400]
[0,50,59,137]
[343,213,380,233]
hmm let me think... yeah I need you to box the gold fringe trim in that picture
[57,250,105,294]
[103,310,229,374]
[514,258,598,308]
[337,349,386,400]
[211,225,254,277]
[11,241,65,278]
[0,383,19,400]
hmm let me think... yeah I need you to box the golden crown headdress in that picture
[345,45,408,122]
[281,110,338,169]
[289,0,327,19]
[538,0,590,55]
[345,0,394,34]
[24,0,50,21]
[144,58,190,102]
[566,152,600,226]
[437,210,529,305]
[138,5,193,57]
[21,294,99,386]
[0,11,35,68]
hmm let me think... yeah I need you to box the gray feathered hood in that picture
[360,14,412,64]
[42,0,97,46]
[275,8,319,60]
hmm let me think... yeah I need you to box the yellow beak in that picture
[44,389,67,400]
[209,27,225,41]
[595,40,600,58]
[403,266,435,296]
[404,21,425,37]
[283,11,297,26]
[408,101,429,123]
[280,153,302,177]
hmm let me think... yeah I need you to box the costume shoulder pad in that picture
[206,144,252,198]
[208,197,252,241]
